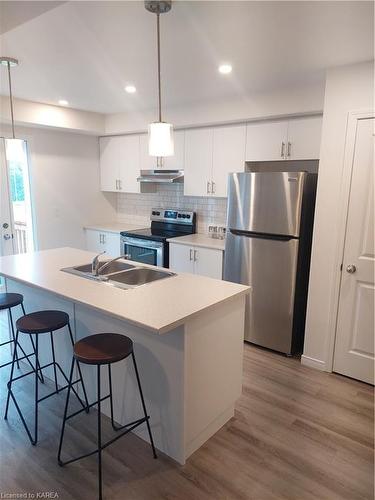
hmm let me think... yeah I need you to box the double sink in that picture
[62,260,175,290]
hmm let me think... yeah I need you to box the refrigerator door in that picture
[227,172,306,237]
[224,230,299,354]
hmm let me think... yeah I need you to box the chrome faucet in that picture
[92,251,106,276]
[95,254,131,276]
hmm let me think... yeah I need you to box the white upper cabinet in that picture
[245,116,322,162]
[184,128,213,197]
[139,134,153,170]
[163,130,185,170]
[100,135,140,193]
[286,116,322,160]
[245,120,288,161]
[212,125,246,197]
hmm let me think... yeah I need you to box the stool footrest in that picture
[59,415,149,467]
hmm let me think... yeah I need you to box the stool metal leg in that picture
[50,332,59,394]
[131,352,157,459]
[108,364,118,431]
[8,308,19,369]
[33,334,39,445]
[57,357,74,465]
[97,365,103,500]
[67,323,89,412]
[4,330,19,420]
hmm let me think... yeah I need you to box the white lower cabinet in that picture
[85,229,121,257]
[169,243,223,279]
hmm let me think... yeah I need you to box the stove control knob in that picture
[152,211,156,215]
[178,214,182,218]
[156,211,160,216]
[186,214,191,219]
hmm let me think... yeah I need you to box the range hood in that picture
[137,169,184,184]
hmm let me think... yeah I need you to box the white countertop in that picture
[0,248,248,334]
[167,233,226,251]
[84,222,148,234]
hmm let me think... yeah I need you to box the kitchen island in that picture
[0,247,249,464]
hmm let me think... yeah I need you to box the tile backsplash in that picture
[117,184,227,233]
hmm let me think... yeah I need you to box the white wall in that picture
[0,96,105,135]
[302,61,374,371]
[2,125,117,250]
[105,82,325,134]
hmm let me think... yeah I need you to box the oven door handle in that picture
[121,236,164,250]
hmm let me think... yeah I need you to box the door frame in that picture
[325,110,374,372]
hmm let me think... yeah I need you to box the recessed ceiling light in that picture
[125,85,137,94]
[218,64,232,75]
[58,99,69,106]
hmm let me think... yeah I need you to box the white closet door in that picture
[184,128,213,197]
[245,120,288,161]
[333,117,374,384]
[287,116,322,160]
[99,137,120,192]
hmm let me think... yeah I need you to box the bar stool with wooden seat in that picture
[4,310,89,445]
[0,293,42,377]
[58,333,157,500]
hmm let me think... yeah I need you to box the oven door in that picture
[121,236,164,267]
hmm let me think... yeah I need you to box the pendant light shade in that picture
[145,1,174,158]
[148,122,174,157]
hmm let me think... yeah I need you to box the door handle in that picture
[287,142,292,158]
[194,250,198,261]
[118,179,122,190]
[189,249,193,261]
[211,181,216,194]
[207,181,211,194]
[346,264,356,274]
[115,180,118,190]
[281,142,286,158]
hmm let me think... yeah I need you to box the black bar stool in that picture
[0,293,42,377]
[58,333,157,500]
[4,310,89,445]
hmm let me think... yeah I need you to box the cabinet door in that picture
[118,135,140,193]
[139,134,157,171]
[169,243,195,274]
[245,120,288,161]
[85,229,103,253]
[102,232,121,258]
[286,116,322,160]
[193,247,223,279]
[184,128,213,197]
[99,137,120,192]
[212,125,246,197]
[163,130,185,170]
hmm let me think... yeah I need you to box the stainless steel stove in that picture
[120,209,196,268]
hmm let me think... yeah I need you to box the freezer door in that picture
[224,231,299,354]
[227,172,305,237]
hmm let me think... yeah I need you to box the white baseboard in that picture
[301,354,328,372]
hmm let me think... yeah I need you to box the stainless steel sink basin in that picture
[109,268,175,286]
[73,261,135,275]
[61,262,175,289]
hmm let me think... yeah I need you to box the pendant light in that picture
[145,0,174,158]
[0,57,19,139]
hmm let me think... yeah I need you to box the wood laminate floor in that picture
[0,311,373,500]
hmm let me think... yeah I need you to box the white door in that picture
[139,134,155,171]
[194,247,223,279]
[163,130,185,170]
[212,125,246,198]
[102,232,121,258]
[184,128,213,197]
[0,139,15,262]
[118,135,140,194]
[169,243,195,274]
[287,116,322,160]
[245,120,288,161]
[333,117,374,384]
[85,229,103,253]
[99,136,120,192]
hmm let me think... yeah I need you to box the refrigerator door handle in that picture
[229,228,296,241]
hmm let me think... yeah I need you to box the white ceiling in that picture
[0,1,373,114]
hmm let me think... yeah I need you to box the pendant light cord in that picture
[156,12,162,123]
[7,61,16,139]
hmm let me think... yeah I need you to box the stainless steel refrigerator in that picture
[223,171,317,355]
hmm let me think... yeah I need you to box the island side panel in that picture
[5,279,75,384]
[184,295,245,460]
[74,304,186,465]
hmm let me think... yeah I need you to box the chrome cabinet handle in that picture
[207,181,210,194]
[3,234,11,240]
[118,179,122,190]
[346,264,356,274]
[212,181,216,194]
[99,234,103,244]
[102,233,106,244]
[287,142,292,158]
[189,248,193,261]
[194,250,198,262]
[281,142,286,158]
[115,179,118,190]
